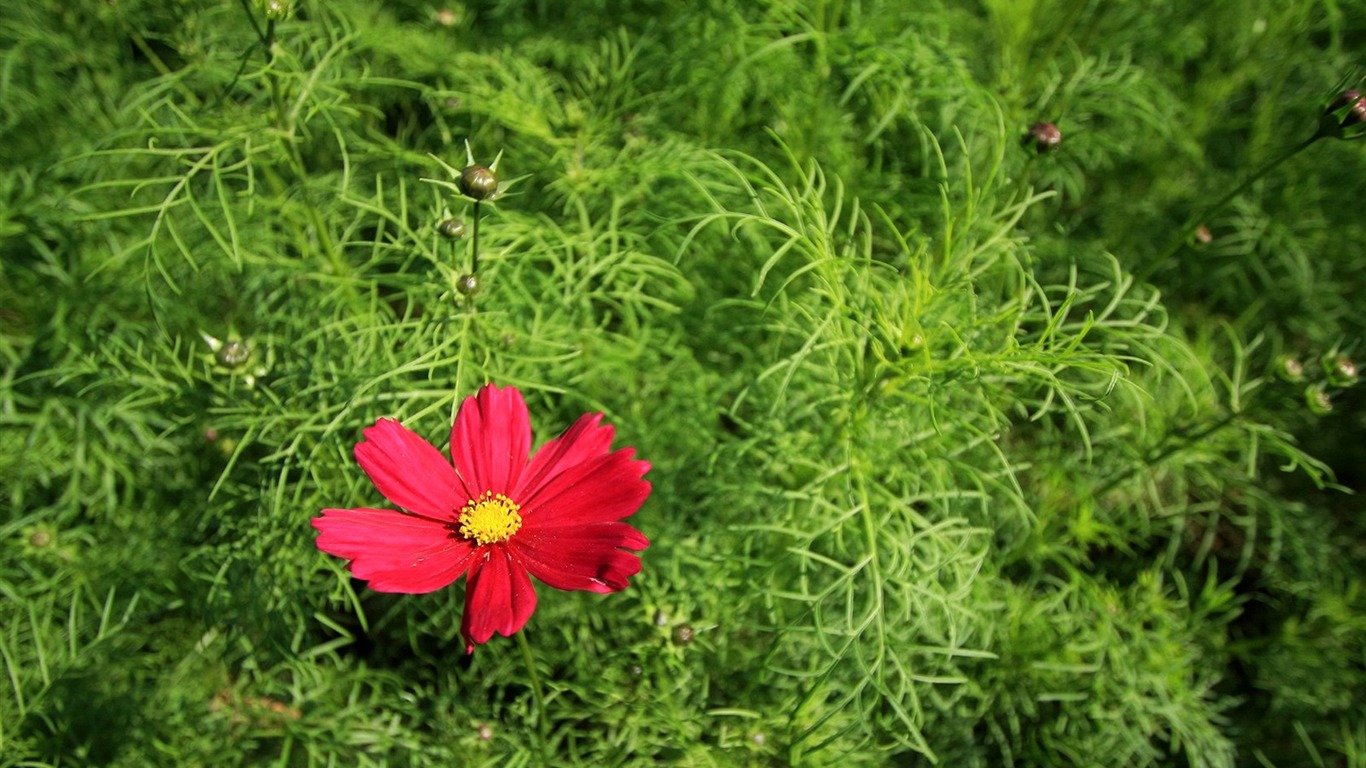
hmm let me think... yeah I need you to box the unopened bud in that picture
[261,0,291,21]
[458,165,498,200]
[1324,354,1358,388]
[437,218,467,239]
[1022,122,1062,154]
[456,274,480,296]
[217,340,251,368]
[1305,384,1333,415]
[1275,355,1305,383]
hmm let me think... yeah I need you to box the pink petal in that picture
[515,412,617,499]
[355,419,464,520]
[461,547,538,653]
[450,384,532,497]
[312,508,477,593]
[518,447,652,527]
[511,522,648,593]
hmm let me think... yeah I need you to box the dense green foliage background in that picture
[2,0,1364,765]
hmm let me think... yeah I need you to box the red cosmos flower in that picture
[312,384,650,653]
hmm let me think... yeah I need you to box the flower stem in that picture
[470,200,482,275]
[516,630,550,749]
[1093,410,1242,497]
[1134,133,1324,283]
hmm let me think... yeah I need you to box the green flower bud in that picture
[29,528,53,549]
[1323,353,1358,388]
[458,165,498,200]
[1305,384,1333,415]
[260,0,291,21]
[1275,355,1305,383]
[217,340,251,368]
[671,624,695,645]
[456,274,480,296]
[1022,122,1062,154]
[437,218,467,239]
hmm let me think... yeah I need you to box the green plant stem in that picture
[471,200,482,275]
[516,630,550,750]
[1093,410,1243,497]
[1134,133,1324,283]
[237,0,276,56]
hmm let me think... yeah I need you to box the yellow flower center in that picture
[458,492,523,546]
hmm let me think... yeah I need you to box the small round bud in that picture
[1305,384,1333,415]
[1194,224,1213,245]
[476,723,493,741]
[203,427,220,443]
[458,165,498,200]
[653,610,668,627]
[1022,122,1062,154]
[1324,354,1358,388]
[671,624,695,645]
[455,274,480,296]
[217,340,251,367]
[435,8,458,27]
[261,0,291,21]
[437,218,467,239]
[1275,355,1305,383]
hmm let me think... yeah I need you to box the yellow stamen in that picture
[458,491,522,546]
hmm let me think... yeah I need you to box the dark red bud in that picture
[1023,122,1062,154]
[458,165,498,200]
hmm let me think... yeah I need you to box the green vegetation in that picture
[2,0,1363,765]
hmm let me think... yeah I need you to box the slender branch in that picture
[470,200,482,275]
[1135,133,1324,283]
[1093,410,1242,497]
[516,631,550,752]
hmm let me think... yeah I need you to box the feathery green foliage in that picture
[3,0,1364,765]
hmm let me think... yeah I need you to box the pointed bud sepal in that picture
[200,331,274,388]
[1320,89,1366,140]
[421,143,518,203]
